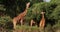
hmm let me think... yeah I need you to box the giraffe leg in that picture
[20,19,23,26]
[13,20,17,29]
[30,20,32,27]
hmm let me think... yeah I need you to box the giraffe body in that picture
[13,2,30,29]
[39,12,45,29]
[30,19,35,27]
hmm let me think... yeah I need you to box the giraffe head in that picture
[41,11,45,15]
[26,2,30,8]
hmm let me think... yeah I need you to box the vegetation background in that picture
[0,0,60,32]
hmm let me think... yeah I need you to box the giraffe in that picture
[13,2,30,29]
[39,11,45,29]
[30,19,35,27]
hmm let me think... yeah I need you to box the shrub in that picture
[0,16,13,29]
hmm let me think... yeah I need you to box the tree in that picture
[25,0,60,27]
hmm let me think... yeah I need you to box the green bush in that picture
[0,16,13,29]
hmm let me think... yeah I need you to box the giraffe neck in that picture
[42,14,44,19]
[16,4,29,19]
[23,6,28,15]
[25,6,28,12]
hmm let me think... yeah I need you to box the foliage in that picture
[0,0,60,32]
[0,16,13,29]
